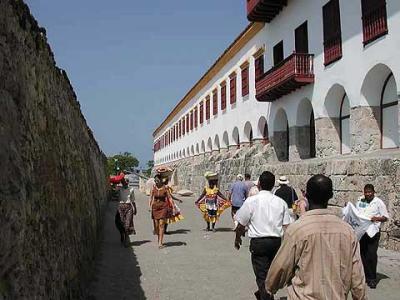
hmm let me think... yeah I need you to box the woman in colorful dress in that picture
[162,177,184,233]
[195,172,230,232]
[150,169,184,248]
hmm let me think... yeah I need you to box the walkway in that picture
[88,191,400,300]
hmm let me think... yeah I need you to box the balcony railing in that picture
[256,53,314,102]
[246,0,287,23]
[362,3,388,45]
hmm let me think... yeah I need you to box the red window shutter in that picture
[200,102,204,124]
[241,66,249,96]
[182,118,185,135]
[190,111,193,130]
[322,0,342,66]
[206,97,210,120]
[221,83,226,110]
[186,114,189,132]
[361,0,388,45]
[255,56,264,80]
[194,107,198,128]
[213,90,218,115]
[230,74,236,104]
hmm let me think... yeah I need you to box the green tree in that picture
[144,160,154,177]
[107,152,139,175]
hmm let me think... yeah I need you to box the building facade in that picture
[154,0,400,166]
[152,0,400,250]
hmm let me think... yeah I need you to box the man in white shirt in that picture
[234,171,291,300]
[356,184,389,289]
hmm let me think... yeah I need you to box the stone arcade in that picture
[153,0,400,250]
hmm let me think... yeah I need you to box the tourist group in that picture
[112,167,388,300]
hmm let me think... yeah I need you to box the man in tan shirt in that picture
[266,174,367,300]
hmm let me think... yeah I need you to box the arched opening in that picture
[381,73,399,148]
[272,109,289,161]
[222,131,229,149]
[214,135,220,151]
[232,127,240,148]
[244,121,253,145]
[257,116,269,143]
[196,143,199,154]
[296,98,316,159]
[201,140,205,153]
[191,145,194,156]
[324,84,349,155]
[360,63,397,152]
[207,137,213,152]
[340,94,351,154]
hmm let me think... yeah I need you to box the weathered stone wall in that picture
[0,1,108,299]
[167,145,400,251]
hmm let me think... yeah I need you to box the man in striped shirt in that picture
[266,174,367,300]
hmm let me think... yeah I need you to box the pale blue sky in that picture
[25,0,248,166]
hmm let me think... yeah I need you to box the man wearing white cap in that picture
[274,176,298,210]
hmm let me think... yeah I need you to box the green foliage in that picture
[107,152,139,175]
[144,160,154,177]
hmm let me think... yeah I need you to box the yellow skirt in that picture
[198,202,230,223]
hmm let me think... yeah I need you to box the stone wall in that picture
[166,145,400,251]
[0,1,108,299]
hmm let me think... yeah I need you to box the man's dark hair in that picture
[245,173,251,180]
[306,174,333,207]
[364,184,375,191]
[259,171,275,191]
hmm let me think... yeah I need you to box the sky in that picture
[25,0,249,167]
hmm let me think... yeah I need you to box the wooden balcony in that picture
[256,53,314,102]
[246,0,287,23]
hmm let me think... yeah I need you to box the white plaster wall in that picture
[154,28,272,164]
[155,0,400,165]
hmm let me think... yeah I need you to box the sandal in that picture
[158,244,165,249]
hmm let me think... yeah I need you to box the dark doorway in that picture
[285,121,289,161]
[295,21,309,53]
[273,41,284,66]
[310,111,316,158]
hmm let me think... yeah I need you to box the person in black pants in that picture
[356,184,389,288]
[234,171,291,300]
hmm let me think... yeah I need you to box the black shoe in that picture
[367,279,377,289]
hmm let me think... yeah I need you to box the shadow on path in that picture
[163,241,187,247]
[165,229,191,235]
[88,202,147,300]
[377,272,390,284]
[215,227,234,232]
[129,240,152,246]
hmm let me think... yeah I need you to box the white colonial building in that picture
[153,0,400,166]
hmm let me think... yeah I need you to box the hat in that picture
[156,167,173,178]
[204,171,218,180]
[278,175,289,185]
[237,174,244,181]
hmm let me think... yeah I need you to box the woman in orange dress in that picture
[150,173,184,248]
